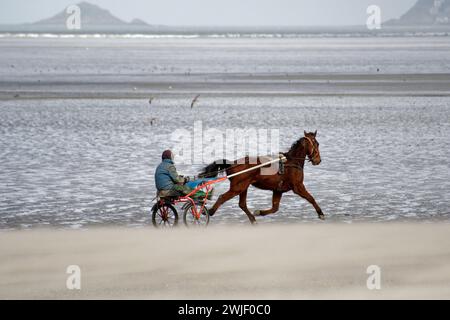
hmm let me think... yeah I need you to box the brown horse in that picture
[199,131,324,224]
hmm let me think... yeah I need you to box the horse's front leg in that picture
[254,191,282,217]
[293,184,325,220]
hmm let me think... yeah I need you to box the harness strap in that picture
[278,153,286,175]
[284,163,304,171]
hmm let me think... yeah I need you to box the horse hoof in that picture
[254,210,261,216]
[318,214,325,221]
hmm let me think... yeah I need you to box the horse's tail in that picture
[198,159,232,178]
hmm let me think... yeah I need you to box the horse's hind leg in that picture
[254,191,282,216]
[208,189,240,216]
[238,189,256,224]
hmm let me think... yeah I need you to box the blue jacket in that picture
[155,159,183,191]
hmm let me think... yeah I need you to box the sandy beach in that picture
[1,223,450,299]
[2,73,450,100]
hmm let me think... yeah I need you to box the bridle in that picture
[283,136,320,166]
[304,136,320,163]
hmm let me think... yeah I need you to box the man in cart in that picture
[155,150,192,197]
[154,149,214,200]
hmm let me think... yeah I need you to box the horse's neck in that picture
[288,140,306,165]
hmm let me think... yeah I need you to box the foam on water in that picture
[1,31,450,39]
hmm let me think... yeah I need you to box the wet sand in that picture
[1,73,450,100]
[1,224,450,299]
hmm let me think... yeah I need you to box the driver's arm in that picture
[167,164,185,184]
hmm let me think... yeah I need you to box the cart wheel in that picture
[183,203,210,227]
[152,202,178,228]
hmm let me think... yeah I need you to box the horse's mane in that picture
[198,159,232,178]
[287,137,305,156]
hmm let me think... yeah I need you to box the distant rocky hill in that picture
[387,0,450,25]
[2,0,450,33]
[29,1,153,31]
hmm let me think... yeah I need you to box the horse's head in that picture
[304,131,321,165]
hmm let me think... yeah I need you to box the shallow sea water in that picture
[1,96,449,228]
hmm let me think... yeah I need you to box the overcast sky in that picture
[0,0,417,26]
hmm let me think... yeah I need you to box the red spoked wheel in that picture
[151,201,178,228]
[183,202,210,228]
